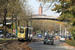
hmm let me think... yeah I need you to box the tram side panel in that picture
[25,27,28,40]
[28,28,33,40]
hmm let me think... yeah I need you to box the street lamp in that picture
[11,14,14,39]
[15,2,19,36]
[15,11,18,36]
[30,13,32,27]
[26,20,28,27]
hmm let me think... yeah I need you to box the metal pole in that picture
[11,14,13,39]
[60,0,64,35]
[31,13,32,27]
[24,12,26,26]
[26,20,28,27]
[55,21,56,33]
[15,12,18,36]
[65,27,66,36]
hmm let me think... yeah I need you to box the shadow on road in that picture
[43,44,56,46]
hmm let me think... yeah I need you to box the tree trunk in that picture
[3,26,6,39]
[3,9,7,39]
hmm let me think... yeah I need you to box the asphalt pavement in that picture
[29,40,67,50]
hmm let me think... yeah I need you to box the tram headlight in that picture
[28,34,29,36]
[30,34,33,37]
[23,36,25,37]
[19,35,20,37]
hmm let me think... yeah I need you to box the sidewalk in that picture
[60,43,75,50]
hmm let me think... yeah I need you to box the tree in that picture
[52,0,75,39]
[38,0,75,40]
[0,0,29,39]
[0,0,9,39]
[32,20,65,34]
[16,0,33,26]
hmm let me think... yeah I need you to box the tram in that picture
[17,26,33,41]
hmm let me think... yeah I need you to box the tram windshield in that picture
[20,28,24,33]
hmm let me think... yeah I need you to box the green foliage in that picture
[32,20,65,33]
[0,0,32,39]
[51,0,75,37]
[13,23,15,30]
[52,4,61,13]
[51,0,75,21]
[38,0,59,3]
[38,0,75,37]
[0,0,18,17]
[66,39,75,46]
[68,27,75,34]
[0,0,27,18]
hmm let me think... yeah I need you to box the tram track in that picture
[16,42,22,50]
[0,39,39,50]
[4,40,32,50]
[4,40,19,50]
[0,41,11,50]
[17,41,26,50]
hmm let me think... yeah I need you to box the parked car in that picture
[0,33,10,38]
[0,34,3,38]
[0,33,11,38]
[13,34,16,38]
[6,33,11,38]
[37,34,42,37]
[53,36,56,40]
[58,35,61,39]
[59,36,65,41]
[66,36,71,40]
[0,30,3,38]
[0,32,16,38]
[8,33,16,38]
[6,33,16,38]
[44,36,54,45]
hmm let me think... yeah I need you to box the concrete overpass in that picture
[31,14,59,20]
[0,17,16,24]
[0,15,66,28]
[0,15,59,21]
[0,17,16,21]
[0,15,60,27]
[0,15,64,24]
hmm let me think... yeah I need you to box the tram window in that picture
[28,29,30,34]
[20,28,24,33]
[31,30,32,33]
[30,30,31,34]
[20,30,24,33]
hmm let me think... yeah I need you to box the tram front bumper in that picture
[18,38,25,40]
[18,38,28,40]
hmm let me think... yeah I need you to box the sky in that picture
[28,0,61,16]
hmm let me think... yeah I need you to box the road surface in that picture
[29,40,67,50]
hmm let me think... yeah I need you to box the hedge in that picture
[65,39,75,46]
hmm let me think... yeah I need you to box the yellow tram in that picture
[17,26,33,41]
